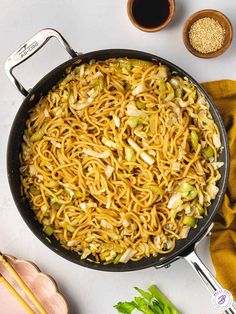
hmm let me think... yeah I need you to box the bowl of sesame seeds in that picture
[183,9,233,58]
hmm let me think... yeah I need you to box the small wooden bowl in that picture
[127,0,175,32]
[183,9,233,58]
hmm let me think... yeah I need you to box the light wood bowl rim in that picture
[127,0,176,32]
[183,9,233,58]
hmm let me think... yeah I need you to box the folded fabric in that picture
[202,80,236,299]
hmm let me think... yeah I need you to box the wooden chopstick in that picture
[0,253,47,314]
[0,273,35,314]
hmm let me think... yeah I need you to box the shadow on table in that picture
[60,284,82,314]
[167,0,186,30]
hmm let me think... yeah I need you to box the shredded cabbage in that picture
[113,114,120,128]
[206,183,219,200]
[132,84,144,96]
[83,148,110,158]
[167,193,182,209]
[105,165,114,178]
[127,102,144,116]
[119,248,137,263]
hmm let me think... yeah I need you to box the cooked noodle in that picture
[20,58,223,264]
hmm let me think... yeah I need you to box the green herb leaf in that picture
[114,301,135,314]
[134,297,149,312]
[135,287,153,303]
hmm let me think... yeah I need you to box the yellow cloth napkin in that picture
[202,80,236,299]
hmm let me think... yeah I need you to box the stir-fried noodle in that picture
[20,59,223,264]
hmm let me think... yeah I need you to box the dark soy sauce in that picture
[132,0,170,28]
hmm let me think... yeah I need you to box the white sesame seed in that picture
[189,17,225,54]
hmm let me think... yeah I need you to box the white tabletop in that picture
[0,0,235,313]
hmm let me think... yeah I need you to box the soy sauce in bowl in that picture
[127,0,175,32]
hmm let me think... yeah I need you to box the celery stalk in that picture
[114,285,180,314]
[148,285,180,314]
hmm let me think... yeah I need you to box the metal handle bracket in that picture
[5,28,78,96]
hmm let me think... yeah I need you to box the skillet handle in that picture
[5,28,78,96]
[184,250,236,313]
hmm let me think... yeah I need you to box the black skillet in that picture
[5,29,236,312]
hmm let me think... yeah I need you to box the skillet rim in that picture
[7,49,230,271]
